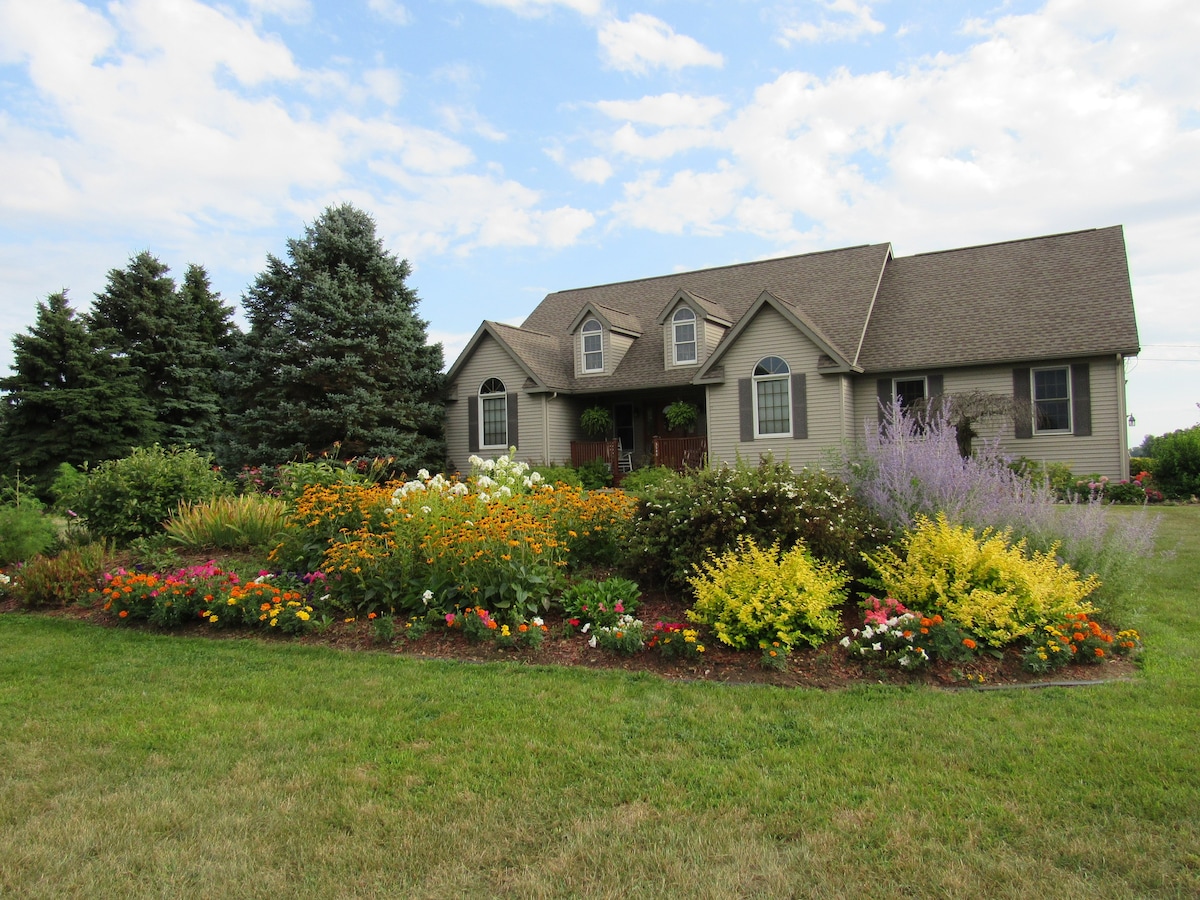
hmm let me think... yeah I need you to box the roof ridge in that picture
[904,226,1113,259]
[489,320,554,339]
[544,243,882,295]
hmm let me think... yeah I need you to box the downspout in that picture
[543,392,557,464]
[1116,354,1129,479]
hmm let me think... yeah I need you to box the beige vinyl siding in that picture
[543,394,578,465]
[706,306,853,469]
[575,326,635,377]
[444,334,545,472]
[848,356,1128,478]
[705,321,726,358]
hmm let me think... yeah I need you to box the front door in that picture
[614,403,635,457]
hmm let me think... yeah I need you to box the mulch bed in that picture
[9,588,1137,691]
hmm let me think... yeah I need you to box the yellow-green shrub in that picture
[686,536,847,649]
[865,513,1100,647]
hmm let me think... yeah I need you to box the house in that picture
[444,226,1140,480]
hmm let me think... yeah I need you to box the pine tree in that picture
[229,204,445,472]
[88,252,235,451]
[0,292,154,486]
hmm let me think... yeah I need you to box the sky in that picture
[0,0,1197,445]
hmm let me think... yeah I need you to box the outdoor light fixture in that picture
[1128,414,1136,427]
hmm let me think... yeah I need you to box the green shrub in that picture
[0,502,58,566]
[559,577,641,627]
[629,458,886,589]
[73,446,231,545]
[529,464,583,487]
[616,466,679,498]
[1010,458,1077,499]
[576,458,612,490]
[1151,425,1200,498]
[275,459,369,503]
[1129,457,1153,478]
[686,536,847,650]
[864,513,1101,648]
[15,543,111,608]
[165,494,289,551]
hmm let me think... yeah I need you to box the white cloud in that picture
[363,68,404,106]
[610,165,746,236]
[777,0,886,45]
[598,14,724,74]
[437,105,507,141]
[475,0,605,18]
[595,93,728,128]
[244,0,311,24]
[367,0,412,26]
[570,156,613,184]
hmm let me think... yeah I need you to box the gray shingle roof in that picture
[451,227,1139,392]
[857,226,1140,371]
[519,243,891,392]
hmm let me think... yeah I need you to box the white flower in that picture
[529,471,543,484]
[497,485,512,498]
[422,590,433,605]
[468,455,484,467]
[384,507,394,516]
[417,468,430,481]
[475,474,495,489]
[532,617,544,626]
[421,506,431,514]
[588,636,597,648]
[862,626,875,640]
[899,656,910,667]
[839,636,851,648]
[478,492,490,503]
[581,623,591,633]
[872,642,882,652]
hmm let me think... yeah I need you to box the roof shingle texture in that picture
[520,243,891,392]
[857,226,1139,371]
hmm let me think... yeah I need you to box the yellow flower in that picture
[208,615,218,623]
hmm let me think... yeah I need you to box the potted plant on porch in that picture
[664,401,698,434]
[580,406,613,438]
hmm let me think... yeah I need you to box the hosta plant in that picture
[560,577,641,628]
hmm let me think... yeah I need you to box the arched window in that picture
[672,307,697,364]
[581,319,603,372]
[753,356,790,437]
[479,377,508,448]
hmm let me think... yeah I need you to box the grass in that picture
[2,508,1199,898]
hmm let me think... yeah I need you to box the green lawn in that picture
[2,508,1198,898]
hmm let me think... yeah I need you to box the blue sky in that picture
[1,0,1197,443]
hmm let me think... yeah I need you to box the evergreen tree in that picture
[229,204,445,472]
[0,291,154,487]
[88,252,235,451]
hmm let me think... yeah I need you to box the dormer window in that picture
[582,319,603,373]
[672,307,697,364]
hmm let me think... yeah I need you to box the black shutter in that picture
[1012,369,1032,439]
[468,395,479,452]
[506,392,519,449]
[791,373,808,440]
[1071,364,1091,437]
[738,378,753,441]
[877,378,891,423]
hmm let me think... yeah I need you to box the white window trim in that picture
[672,307,698,366]
[479,378,508,449]
[753,356,791,438]
[581,319,604,374]
[1032,366,1072,434]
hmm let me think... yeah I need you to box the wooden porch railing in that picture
[570,439,619,482]
[652,435,707,471]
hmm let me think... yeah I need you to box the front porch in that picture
[569,434,707,483]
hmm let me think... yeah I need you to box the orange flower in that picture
[1094,648,1104,657]
[962,638,977,650]
[118,610,128,618]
